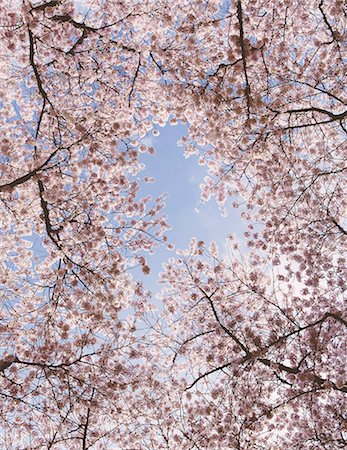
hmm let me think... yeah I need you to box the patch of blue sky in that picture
[74,0,93,17]
[10,99,21,120]
[133,123,246,295]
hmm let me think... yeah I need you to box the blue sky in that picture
[137,124,246,294]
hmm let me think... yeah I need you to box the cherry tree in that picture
[152,237,346,449]
[0,0,345,448]
[0,0,173,447]
[147,0,347,447]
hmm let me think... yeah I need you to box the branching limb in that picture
[31,1,62,12]
[199,287,249,355]
[236,0,251,115]
[82,388,95,450]
[28,27,54,108]
[128,56,141,107]
[185,361,233,390]
[38,179,62,247]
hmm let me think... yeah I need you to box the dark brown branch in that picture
[281,118,338,131]
[38,180,62,248]
[180,431,203,450]
[326,207,347,236]
[0,148,59,192]
[272,106,347,121]
[331,219,347,236]
[200,287,249,355]
[0,357,18,372]
[172,330,215,364]
[246,388,318,430]
[257,357,347,393]
[31,0,62,11]
[236,0,251,114]
[319,0,337,43]
[292,80,346,105]
[82,389,95,450]
[35,99,47,139]
[28,27,53,107]
[185,361,233,390]
[186,350,347,392]
[264,311,347,351]
[15,352,98,370]
[186,311,346,391]
[67,29,88,55]
[128,57,141,107]
[150,52,166,74]
[50,11,138,33]
[51,15,97,32]
[0,134,85,193]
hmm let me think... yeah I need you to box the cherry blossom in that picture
[0,0,345,448]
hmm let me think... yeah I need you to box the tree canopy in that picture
[0,0,346,448]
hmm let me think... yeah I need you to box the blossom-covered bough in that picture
[0,0,345,448]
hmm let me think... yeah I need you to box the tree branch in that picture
[28,27,53,107]
[0,148,59,192]
[200,287,249,355]
[271,106,347,121]
[82,388,95,450]
[128,56,141,107]
[237,0,251,115]
[185,361,233,390]
[31,0,62,11]
[38,179,62,247]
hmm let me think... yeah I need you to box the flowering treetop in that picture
[0,0,345,448]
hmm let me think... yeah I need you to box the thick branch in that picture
[31,0,62,11]
[272,106,347,121]
[0,134,85,192]
[319,0,337,43]
[185,310,346,391]
[38,180,62,247]
[257,357,347,393]
[0,148,59,192]
[0,358,18,372]
[28,27,53,107]
[264,311,347,351]
[51,14,97,32]
[50,11,137,33]
[236,0,251,114]
[82,389,95,450]
[331,219,347,236]
[67,29,88,55]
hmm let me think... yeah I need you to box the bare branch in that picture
[236,0,251,114]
